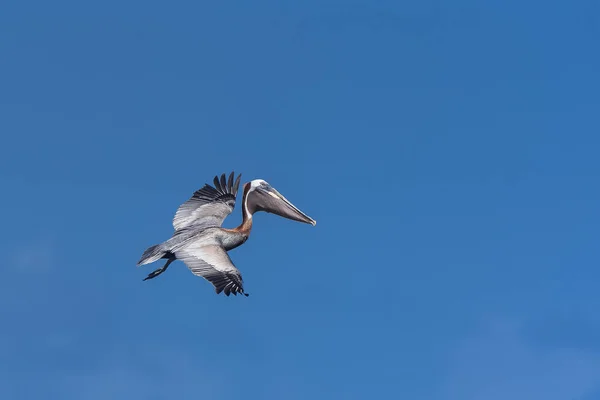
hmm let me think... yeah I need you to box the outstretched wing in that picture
[173,172,242,231]
[175,244,248,296]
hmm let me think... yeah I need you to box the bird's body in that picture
[137,171,316,296]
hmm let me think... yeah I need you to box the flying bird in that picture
[137,172,316,296]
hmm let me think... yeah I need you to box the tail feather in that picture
[137,243,167,266]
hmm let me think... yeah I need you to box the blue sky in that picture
[1,0,599,399]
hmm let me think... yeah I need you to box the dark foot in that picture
[143,268,165,281]
[142,259,173,281]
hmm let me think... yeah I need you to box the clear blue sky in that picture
[1,1,599,399]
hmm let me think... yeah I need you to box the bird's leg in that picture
[143,258,174,281]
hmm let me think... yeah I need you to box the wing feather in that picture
[176,245,248,296]
[227,171,234,193]
[220,174,227,192]
[173,172,242,231]
[233,174,242,197]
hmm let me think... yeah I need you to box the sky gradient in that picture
[1,1,600,399]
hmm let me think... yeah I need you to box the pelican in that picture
[137,171,316,296]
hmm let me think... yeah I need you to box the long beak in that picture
[264,188,317,226]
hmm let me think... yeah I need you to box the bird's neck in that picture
[234,208,253,235]
[221,213,252,251]
[235,216,252,235]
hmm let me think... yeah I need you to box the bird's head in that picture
[244,179,316,226]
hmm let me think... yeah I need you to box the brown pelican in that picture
[137,172,316,297]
